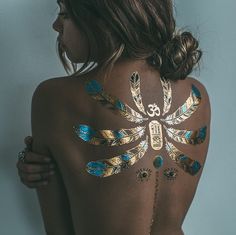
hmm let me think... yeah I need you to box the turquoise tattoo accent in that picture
[164,125,207,145]
[73,124,146,146]
[153,155,164,169]
[85,79,103,94]
[161,84,201,126]
[178,155,201,175]
[86,135,149,177]
[85,79,148,123]
[165,137,201,176]
[74,124,96,142]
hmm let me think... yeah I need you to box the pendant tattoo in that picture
[149,120,163,150]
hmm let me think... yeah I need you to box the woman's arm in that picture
[16,136,57,188]
[31,80,75,235]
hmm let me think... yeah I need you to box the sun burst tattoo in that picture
[163,168,178,180]
[136,168,152,182]
[73,71,207,178]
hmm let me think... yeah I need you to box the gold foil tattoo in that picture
[149,120,163,150]
[160,77,172,116]
[163,125,207,145]
[161,84,201,125]
[165,137,201,175]
[130,71,147,115]
[73,124,146,146]
[73,71,207,178]
[86,136,149,177]
[85,78,148,124]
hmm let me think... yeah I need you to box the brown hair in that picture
[57,0,202,81]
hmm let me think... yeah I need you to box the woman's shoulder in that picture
[31,76,77,121]
[34,75,78,92]
[33,75,86,103]
[187,76,211,117]
[186,76,210,100]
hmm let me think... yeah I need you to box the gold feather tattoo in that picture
[85,79,148,124]
[86,135,149,177]
[163,125,207,145]
[164,137,201,175]
[73,124,146,146]
[160,77,172,116]
[161,84,201,125]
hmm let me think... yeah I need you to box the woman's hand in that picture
[16,136,57,188]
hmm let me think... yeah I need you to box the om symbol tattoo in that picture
[147,103,161,117]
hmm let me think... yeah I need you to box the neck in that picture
[77,57,160,82]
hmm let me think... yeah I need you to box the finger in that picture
[18,162,56,173]
[24,151,53,163]
[24,136,33,147]
[20,178,49,188]
[20,171,55,182]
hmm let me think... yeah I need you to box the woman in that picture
[16,0,211,234]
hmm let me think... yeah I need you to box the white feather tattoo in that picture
[161,84,201,125]
[129,71,147,115]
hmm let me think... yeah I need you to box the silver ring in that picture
[18,149,26,163]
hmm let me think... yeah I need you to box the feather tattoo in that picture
[86,135,149,177]
[164,137,201,175]
[73,124,146,146]
[129,71,147,115]
[164,125,207,145]
[160,77,172,116]
[85,80,148,123]
[161,84,201,125]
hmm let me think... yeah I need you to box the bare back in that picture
[41,64,210,235]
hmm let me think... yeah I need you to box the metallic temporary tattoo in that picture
[147,103,161,117]
[153,155,164,169]
[136,168,152,182]
[163,168,178,180]
[160,77,172,116]
[164,137,201,175]
[149,120,163,150]
[163,125,207,145]
[73,124,146,146]
[85,79,148,124]
[161,84,201,125]
[73,72,206,178]
[129,71,147,115]
[86,135,149,177]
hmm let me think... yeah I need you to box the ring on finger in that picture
[18,147,30,163]
[18,149,27,163]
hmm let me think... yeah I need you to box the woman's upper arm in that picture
[31,79,75,235]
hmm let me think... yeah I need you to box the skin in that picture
[29,61,210,235]
[52,1,90,63]
[16,136,56,188]
[16,1,86,188]
[16,2,211,235]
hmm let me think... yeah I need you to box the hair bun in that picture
[160,31,202,81]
